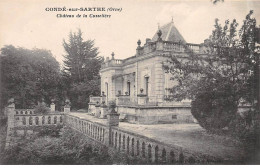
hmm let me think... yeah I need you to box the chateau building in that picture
[89,20,207,124]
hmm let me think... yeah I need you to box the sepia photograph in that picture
[0,0,259,165]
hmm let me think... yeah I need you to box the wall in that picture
[5,107,64,148]
[117,105,194,124]
[65,114,110,146]
[64,113,218,164]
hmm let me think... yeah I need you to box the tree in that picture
[0,45,61,110]
[163,11,259,130]
[62,29,103,109]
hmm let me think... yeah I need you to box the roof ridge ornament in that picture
[171,16,174,23]
[137,39,141,47]
[157,29,162,41]
[111,52,115,60]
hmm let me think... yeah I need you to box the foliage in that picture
[0,127,112,165]
[228,109,260,163]
[36,125,63,138]
[34,103,50,115]
[69,77,101,109]
[0,118,7,153]
[0,45,61,111]
[163,11,259,130]
[62,29,103,109]
[191,81,238,131]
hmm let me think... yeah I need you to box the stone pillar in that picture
[64,98,71,113]
[5,98,15,149]
[156,30,163,50]
[100,102,108,118]
[137,91,147,105]
[154,56,165,105]
[64,105,70,113]
[50,103,55,112]
[107,101,120,126]
[95,103,101,118]
[101,92,106,102]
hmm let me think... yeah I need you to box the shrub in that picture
[191,85,238,131]
[0,127,113,165]
[228,109,260,141]
[34,104,50,114]
[37,125,63,138]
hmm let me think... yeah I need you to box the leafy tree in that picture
[0,45,61,110]
[163,11,259,130]
[62,29,103,109]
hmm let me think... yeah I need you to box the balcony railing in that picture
[101,59,123,69]
[89,96,102,104]
[116,95,159,106]
[116,96,137,106]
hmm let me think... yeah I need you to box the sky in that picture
[0,0,260,65]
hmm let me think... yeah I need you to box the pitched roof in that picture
[151,21,186,43]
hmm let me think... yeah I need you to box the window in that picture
[127,81,130,95]
[145,77,149,96]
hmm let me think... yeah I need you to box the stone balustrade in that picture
[108,127,213,164]
[64,114,216,164]
[116,96,135,106]
[15,109,35,115]
[89,96,102,104]
[101,40,205,70]
[14,113,64,126]
[101,59,123,68]
[65,114,109,145]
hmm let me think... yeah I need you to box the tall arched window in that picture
[127,81,131,95]
[145,76,149,96]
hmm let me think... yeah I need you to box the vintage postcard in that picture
[0,0,259,165]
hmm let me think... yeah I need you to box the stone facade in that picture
[89,21,202,124]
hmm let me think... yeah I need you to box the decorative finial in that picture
[157,29,162,41]
[157,29,162,38]
[111,52,115,60]
[171,16,173,23]
[137,39,141,46]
